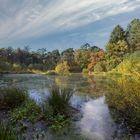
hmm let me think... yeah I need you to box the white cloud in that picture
[0,0,139,43]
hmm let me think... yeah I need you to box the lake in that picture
[0,74,140,140]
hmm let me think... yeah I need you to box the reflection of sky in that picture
[78,96,116,140]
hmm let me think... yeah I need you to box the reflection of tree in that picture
[55,76,70,89]
[106,76,140,133]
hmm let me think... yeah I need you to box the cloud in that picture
[0,0,140,43]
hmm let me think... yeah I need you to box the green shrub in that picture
[0,88,27,109]
[0,62,11,72]
[114,51,140,75]
[12,64,22,72]
[94,61,107,72]
[106,76,140,132]
[82,68,88,73]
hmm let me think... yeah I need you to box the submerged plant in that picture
[0,88,27,109]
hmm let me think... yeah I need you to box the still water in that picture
[0,74,140,140]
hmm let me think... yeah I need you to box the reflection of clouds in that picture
[28,88,50,106]
[78,97,116,140]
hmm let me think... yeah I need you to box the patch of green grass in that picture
[10,99,42,124]
[0,88,27,109]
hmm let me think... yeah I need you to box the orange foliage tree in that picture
[88,50,105,72]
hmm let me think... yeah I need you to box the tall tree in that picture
[109,25,125,43]
[61,48,75,68]
[126,19,140,52]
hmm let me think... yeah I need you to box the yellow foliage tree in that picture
[55,61,70,75]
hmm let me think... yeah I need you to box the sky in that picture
[0,0,140,51]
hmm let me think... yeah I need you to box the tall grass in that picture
[47,86,73,116]
[0,88,27,109]
[0,122,18,140]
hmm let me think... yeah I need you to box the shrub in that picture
[114,51,140,75]
[82,68,88,73]
[94,61,107,72]
[0,62,11,72]
[106,76,140,132]
[55,62,70,75]
[0,88,27,109]
[12,64,22,72]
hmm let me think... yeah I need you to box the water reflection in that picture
[78,97,116,140]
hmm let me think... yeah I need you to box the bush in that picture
[12,64,22,72]
[0,62,11,72]
[55,62,70,75]
[0,88,27,109]
[114,51,140,75]
[94,61,107,72]
[82,68,88,73]
[106,76,140,132]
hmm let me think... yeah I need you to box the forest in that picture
[0,19,140,75]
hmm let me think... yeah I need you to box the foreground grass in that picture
[0,88,27,109]
[0,122,18,140]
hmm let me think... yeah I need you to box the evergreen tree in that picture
[109,25,125,43]
[126,19,140,52]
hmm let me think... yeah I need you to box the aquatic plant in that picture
[44,86,73,132]
[0,88,27,109]
[0,122,18,140]
[47,86,73,116]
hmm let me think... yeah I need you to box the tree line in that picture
[0,19,140,74]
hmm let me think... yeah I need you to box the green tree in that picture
[61,48,75,68]
[126,19,140,52]
[109,25,125,43]
[106,40,129,70]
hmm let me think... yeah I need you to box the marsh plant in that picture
[45,86,73,132]
[48,86,73,115]
[0,88,27,109]
[0,122,18,140]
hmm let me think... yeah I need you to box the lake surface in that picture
[0,74,140,140]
